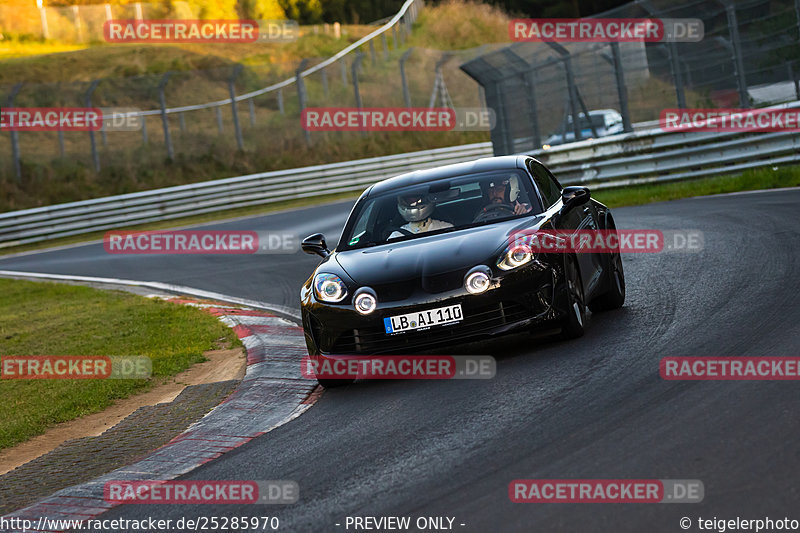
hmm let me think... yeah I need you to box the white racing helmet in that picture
[397,192,434,222]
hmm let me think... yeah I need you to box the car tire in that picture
[560,255,586,339]
[317,378,355,388]
[589,230,626,312]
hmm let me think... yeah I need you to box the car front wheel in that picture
[560,255,586,339]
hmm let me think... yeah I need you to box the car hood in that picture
[333,217,541,297]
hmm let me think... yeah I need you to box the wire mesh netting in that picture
[460,0,800,155]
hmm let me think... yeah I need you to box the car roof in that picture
[366,155,527,197]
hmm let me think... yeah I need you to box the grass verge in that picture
[592,165,800,208]
[0,279,240,450]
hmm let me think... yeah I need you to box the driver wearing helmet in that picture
[476,175,532,217]
[388,192,453,239]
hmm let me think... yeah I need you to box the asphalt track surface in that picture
[3,189,799,532]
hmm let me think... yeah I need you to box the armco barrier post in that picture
[158,72,174,159]
[229,64,244,151]
[84,79,101,172]
[399,48,413,108]
[6,83,23,181]
[296,59,311,147]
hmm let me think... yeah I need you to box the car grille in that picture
[330,300,529,354]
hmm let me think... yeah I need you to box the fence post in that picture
[296,59,311,146]
[789,63,800,100]
[248,99,256,126]
[720,0,749,108]
[352,52,366,136]
[215,107,223,134]
[504,49,541,149]
[179,112,186,132]
[84,79,101,171]
[668,43,687,109]
[58,130,65,157]
[158,72,174,159]
[39,2,49,40]
[609,42,632,133]
[639,0,686,109]
[6,84,23,181]
[369,40,377,65]
[320,66,329,98]
[795,0,800,39]
[72,5,84,42]
[546,43,582,141]
[382,33,389,60]
[352,52,365,109]
[141,113,148,144]
[228,64,244,151]
[340,57,348,87]
[277,88,284,114]
[392,25,398,49]
[399,48,413,108]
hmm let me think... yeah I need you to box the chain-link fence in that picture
[461,0,800,155]
[1,0,449,190]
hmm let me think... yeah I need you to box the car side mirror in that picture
[302,233,330,258]
[560,186,591,214]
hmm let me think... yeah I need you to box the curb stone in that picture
[0,299,319,533]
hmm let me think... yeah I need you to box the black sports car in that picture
[300,155,625,386]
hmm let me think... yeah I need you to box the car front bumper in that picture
[301,261,570,357]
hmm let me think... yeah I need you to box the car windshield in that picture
[565,114,607,130]
[340,170,542,250]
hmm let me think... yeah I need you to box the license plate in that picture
[384,304,463,334]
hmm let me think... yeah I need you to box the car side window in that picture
[527,160,562,207]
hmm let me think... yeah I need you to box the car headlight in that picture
[313,273,348,303]
[465,271,490,294]
[497,243,534,271]
[354,289,378,315]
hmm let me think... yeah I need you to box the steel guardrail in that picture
[2,125,800,247]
